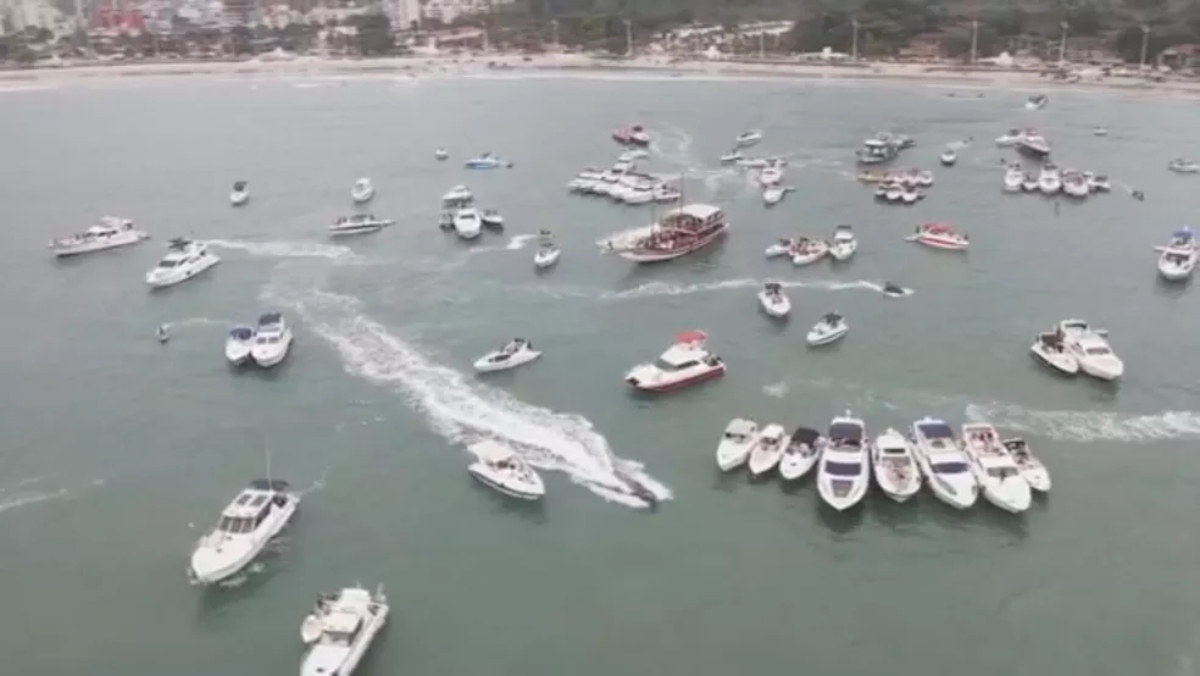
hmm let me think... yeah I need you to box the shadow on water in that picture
[712,468,743,493]
[865,492,922,532]
[1153,275,1192,298]
[816,502,866,535]
[468,481,548,525]
[777,476,812,496]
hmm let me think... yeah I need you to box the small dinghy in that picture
[466,439,545,499]
[156,325,169,343]
[1002,438,1051,493]
[765,236,803,258]
[351,177,375,203]
[747,424,787,477]
[907,223,969,251]
[806,312,848,347]
[1030,331,1079,375]
[762,185,791,206]
[880,281,911,298]
[778,426,824,481]
[435,147,449,160]
[716,418,758,471]
[225,326,255,365]
[940,149,957,166]
[473,338,541,373]
[757,281,790,318]
[791,239,829,266]
[871,428,921,502]
[230,180,249,206]
[480,209,504,229]
[534,230,560,269]
[829,225,857,261]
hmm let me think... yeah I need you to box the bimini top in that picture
[1173,227,1194,241]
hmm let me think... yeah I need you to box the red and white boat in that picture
[907,223,969,251]
[598,204,729,263]
[612,125,650,147]
[624,330,726,393]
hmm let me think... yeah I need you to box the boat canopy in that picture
[229,327,254,340]
[1174,227,1194,240]
[822,312,843,323]
[726,418,756,436]
[233,181,246,190]
[829,421,863,444]
[923,223,951,234]
[673,330,707,346]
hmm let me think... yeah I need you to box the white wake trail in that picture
[966,402,1200,443]
[204,239,359,261]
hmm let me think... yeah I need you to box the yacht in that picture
[910,417,978,509]
[1156,227,1198,281]
[829,225,857,261]
[442,184,474,206]
[452,208,483,240]
[1058,319,1123,380]
[716,418,759,471]
[329,214,394,236]
[871,428,921,502]
[1038,163,1062,194]
[624,330,725,393]
[1001,438,1051,493]
[778,426,824,480]
[465,440,545,499]
[225,326,256,366]
[49,216,149,257]
[473,338,541,373]
[351,177,375,203]
[747,424,787,477]
[1003,166,1024,193]
[961,422,1031,513]
[230,181,249,206]
[250,313,294,368]
[145,238,220,288]
[1016,131,1051,159]
[189,479,301,585]
[299,586,389,676]
[816,411,870,511]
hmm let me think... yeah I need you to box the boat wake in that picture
[466,234,540,254]
[601,278,900,300]
[763,381,790,398]
[204,239,360,261]
[164,316,226,330]
[965,402,1200,443]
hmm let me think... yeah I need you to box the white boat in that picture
[734,129,763,147]
[720,150,744,164]
[249,313,293,367]
[1001,438,1051,493]
[1021,173,1039,192]
[49,216,149,257]
[1156,227,1198,281]
[351,177,375,203]
[1003,166,1024,193]
[871,429,921,502]
[716,418,758,471]
[1016,131,1052,159]
[900,187,922,204]
[907,223,969,251]
[1093,126,1108,137]
[299,586,389,676]
[225,326,256,366]
[598,204,728,263]
[746,424,787,477]
[189,479,300,584]
[145,238,220,288]
[940,149,957,166]
[435,147,449,160]
[480,210,504,228]
[758,166,783,186]
[230,181,249,206]
[914,170,935,187]
[452,208,483,240]
[652,185,682,203]
[1025,94,1047,110]
[881,282,910,297]
[1062,171,1090,198]
[1030,331,1079,375]
[757,282,790,318]
[778,426,825,481]
[806,312,848,347]
[910,417,978,509]
[329,213,394,236]
[1058,319,1123,380]
[1168,159,1200,174]
[1038,164,1061,194]
[995,129,1022,146]
[464,153,513,169]
[624,330,725,393]
[961,422,1031,514]
[884,183,904,202]
[762,185,789,205]
[1087,173,1111,192]
[829,225,857,261]
[857,137,899,165]
[791,239,829,266]
[618,149,649,161]
[817,412,870,511]
[473,338,541,373]
[465,439,545,499]
[442,184,473,206]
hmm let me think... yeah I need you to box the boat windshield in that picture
[824,460,861,476]
[987,466,1019,478]
[932,461,969,474]
[1085,346,1111,355]
[828,422,862,443]
[217,516,258,534]
[655,358,697,371]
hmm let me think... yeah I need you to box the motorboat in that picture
[884,183,904,202]
[652,184,682,203]
[995,129,1022,146]
[618,149,649,161]
[871,429,921,502]
[435,147,449,160]
[765,237,803,258]
[806,312,848,347]
[189,479,301,584]
[442,184,473,206]
[225,326,256,366]
[910,417,977,509]
[299,585,389,676]
[1087,173,1111,192]
[1016,130,1051,159]
[900,187,922,204]
[230,180,249,206]
[874,183,889,200]
[856,138,898,165]
[762,185,790,206]
[758,166,783,186]
[940,149,957,166]
[734,129,763,147]
[452,208,483,240]
[598,204,728,263]
[746,424,787,477]
[1001,438,1051,493]
[145,238,221,288]
[1061,170,1090,198]
[1168,158,1200,174]
[534,231,560,269]
[1156,227,1198,281]
[613,125,650,146]
[1021,173,1039,192]
[624,330,725,393]
[465,439,545,499]
[1038,163,1061,194]
[829,225,857,261]
[1025,94,1048,110]
[817,411,870,511]
[351,177,375,203]
[778,426,825,480]
[914,170,935,187]
[1058,319,1124,381]
[720,150,744,164]
[329,213,394,236]
[881,282,910,298]
[473,338,541,373]
[480,209,504,229]
[1030,331,1079,375]
[1093,126,1108,137]
[464,153,513,169]
[49,216,149,257]
[1003,166,1024,193]
[757,281,790,318]
[907,223,969,251]
[249,313,293,368]
[961,422,1032,514]
[716,418,759,471]
[791,239,829,266]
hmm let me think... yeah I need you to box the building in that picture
[387,0,419,30]
[1159,44,1200,70]
[420,0,508,25]
[222,0,256,27]
[898,33,944,60]
[4,0,72,33]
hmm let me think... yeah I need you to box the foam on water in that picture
[164,317,225,330]
[204,239,358,261]
[763,381,790,398]
[602,277,894,300]
[965,402,1200,443]
[0,488,68,516]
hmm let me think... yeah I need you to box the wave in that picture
[965,402,1200,443]
[204,239,358,261]
[0,488,68,516]
[466,234,540,255]
[603,277,897,300]
[164,316,225,330]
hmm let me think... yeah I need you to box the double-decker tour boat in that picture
[598,203,729,263]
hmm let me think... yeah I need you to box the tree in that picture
[352,12,394,55]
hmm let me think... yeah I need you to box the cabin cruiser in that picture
[465,440,545,499]
[734,129,763,147]
[1030,330,1079,375]
[762,185,789,205]
[758,166,783,186]
[145,238,221,288]
[452,208,483,240]
[473,338,541,373]
[230,180,249,206]
[1003,166,1024,192]
[1062,170,1090,198]
[995,129,1022,146]
[442,184,474,206]
[598,204,728,263]
[1038,163,1062,194]
[464,153,513,169]
[329,213,394,236]
[757,281,790,318]
[856,138,898,165]
[49,216,149,257]
[534,230,560,269]
[480,209,504,229]
[1016,130,1051,159]
[779,427,824,480]
[351,177,375,203]
[747,424,787,477]
[791,239,829,266]
[817,412,870,511]
[435,147,449,160]
[806,312,848,347]
[249,313,293,368]
[299,585,389,676]
[1002,438,1051,493]
[1021,172,1039,192]
[871,429,921,502]
[1086,173,1111,192]
[1156,227,1198,281]
[624,330,725,393]
[1025,94,1048,110]
[908,223,969,251]
[716,418,759,471]
[940,148,957,166]
[1058,319,1123,381]
[720,150,744,164]
[225,326,256,366]
[1168,158,1200,174]
[829,225,857,261]
[961,422,1031,513]
[189,479,301,584]
[910,417,977,509]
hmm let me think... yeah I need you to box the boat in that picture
[442,184,473,206]
[914,170,935,187]
[757,281,790,318]
[1156,227,1198,281]
[716,418,758,471]
[465,439,545,499]
[480,209,504,229]
[1062,171,1090,198]
[189,478,301,584]
[910,417,978,509]
[817,412,870,511]
[1093,126,1108,136]
[1003,166,1024,193]
[249,313,293,368]
[464,153,513,169]
[806,312,848,347]
[329,213,394,236]
[145,238,220,288]
[1038,163,1062,194]
[734,129,763,147]
[874,184,889,200]
[720,150,744,164]
[856,138,898,165]
[871,429,921,502]
[299,585,389,676]
[746,424,787,477]
[452,208,483,240]
[940,149,957,166]
[758,166,783,186]
[48,216,149,257]
[778,426,825,480]
[613,125,649,146]
[791,239,829,266]
[907,223,969,251]
[961,422,1032,514]
[1021,173,1039,192]
[230,180,249,206]
[652,185,682,203]
[1030,331,1079,375]
[225,326,256,365]
[857,171,891,183]
[624,330,725,393]
[435,148,449,160]
[351,177,374,203]
[995,129,1022,146]
[884,183,904,202]
[1057,319,1124,381]
[765,237,803,258]
[829,225,857,261]
[900,187,922,204]
[618,149,649,161]
[762,185,789,205]
[1001,438,1051,493]
[473,338,541,373]
[1016,131,1051,159]
[881,282,910,297]
[1168,158,1200,174]
[534,230,560,269]
[599,204,728,263]
[1025,94,1048,110]
[1087,173,1111,192]
[157,325,169,343]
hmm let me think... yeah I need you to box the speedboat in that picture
[598,204,728,263]
[145,238,220,288]
[757,282,790,318]
[758,166,783,186]
[871,429,921,502]
[778,426,824,481]
[1168,159,1200,174]
[734,129,763,147]
[762,185,789,206]
[1093,126,1108,137]
[1003,166,1024,193]
[1088,173,1111,192]
[49,216,149,257]
[1025,94,1047,110]
[225,326,256,366]
[299,585,389,676]
[884,183,904,202]
[157,325,169,343]
[910,417,978,509]
[914,170,935,187]
[1058,319,1123,380]
[1062,171,1090,198]
[900,187,922,204]
[720,150,744,164]
[817,412,870,511]
[452,208,483,240]
[533,230,560,269]
[791,239,829,266]
[940,149,957,166]
[624,330,725,393]
[613,125,649,146]
[442,184,473,206]
[473,338,541,373]
[351,177,374,203]
[1156,227,1198,281]
[716,418,759,471]
[1021,173,1039,192]
[806,312,848,347]
[1002,438,1051,493]
[961,422,1031,513]
[747,424,787,477]
[907,223,969,251]
[874,184,889,200]
[480,209,504,229]
[1016,130,1051,159]
[329,213,394,236]
[1030,331,1079,375]
[857,138,898,165]
[881,282,910,297]
[765,237,802,258]
[829,225,857,261]
[189,479,300,584]
[995,129,1022,146]
[230,181,249,206]
[1038,163,1062,194]
[249,313,293,368]
[465,440,544,499]
[435,148,449,160]
[464,153,513,169]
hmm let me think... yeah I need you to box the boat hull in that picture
[806,326,848,346]
[817,476,869,511]
[230,191,249,206]
[329,224,386,236]
[52,232,149,257]
[473,349,541,373]
[626,364,724,393]
[1031,344,1079,375]
[226,342,253,366]
[190,495,300,584]
[146,256,221,288]
[616,226,728,263]
[468,467,544,500]
[758,292,790,318]
[534,248,561,268]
